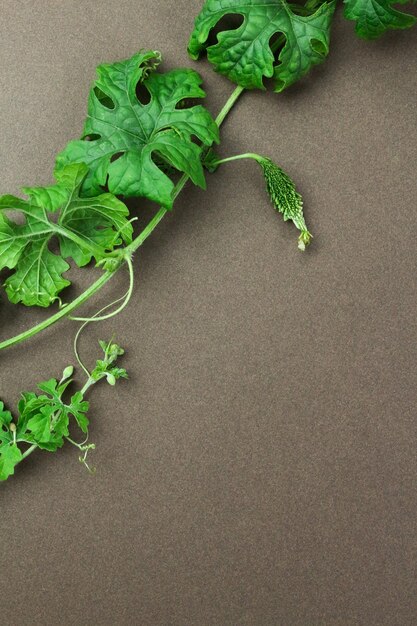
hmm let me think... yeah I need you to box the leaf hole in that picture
[110,152,124,164]
[100,175,110,193]
[269,32,286,62]
[175,97,200,110]
[83,133,101,142]
[152,152,177,176]
[135,82,152,105]
[94,87,115,110]
[311,38,327,57]
[263,32,286,90]
[289,0,311,15]
[206,13,245,47]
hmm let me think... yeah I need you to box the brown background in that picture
[1,1,416,625]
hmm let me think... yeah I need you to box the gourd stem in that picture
[210,153,262,166]
[0,86,246,352]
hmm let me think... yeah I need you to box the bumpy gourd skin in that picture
[258,157,312,250]
[188,0,337,91]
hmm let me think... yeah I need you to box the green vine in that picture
[0,0,414,480]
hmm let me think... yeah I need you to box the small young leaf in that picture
[91,340,128,384]
[0,444,23,481]
[109,367,128,380]
[37,378,67,399]
[0,401,14,433]
[56,50,219,208]
[344,0,416,39]
[0,163,132,307]
[61,366,74,382]
[188,0,336,91]
[68,392,90,433]
[26,404,67,449]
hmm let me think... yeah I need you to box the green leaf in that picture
[24,378,89,446]
[26,404,67,449]
[0,163,132,307]
[344,0,416,39]
[55,50,219,208]
[0,401,14,447]
[188,0,336,91]
[16,392,39,436]
[91,339,128,385]
[37,378,70,402]
[68,392,90,433]
[0,401,13,429]
[0,402,23,480]
[0,444,23,481]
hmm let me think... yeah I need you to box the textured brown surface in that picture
[1,2,416,625]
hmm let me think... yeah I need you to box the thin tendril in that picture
[72,256,134,377]
[69,256,134,323]
[73,321,94,378]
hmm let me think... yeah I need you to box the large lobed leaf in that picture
[0,163,132,307]
[343,0,416,39]
[188,0,336,91]
[56,51,220,208]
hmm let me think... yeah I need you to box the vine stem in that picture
[0,85,245,352]
[215,85,245,127]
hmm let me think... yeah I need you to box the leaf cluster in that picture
[1,5,414,309]
[0,51,219,308]
[0,339,127,481]
[91,340,128,386]
[188,0,416,90]
[0,371,88,481]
